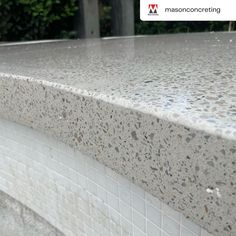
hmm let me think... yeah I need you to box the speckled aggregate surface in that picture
[0,33,236,140]
[0,32,235,235]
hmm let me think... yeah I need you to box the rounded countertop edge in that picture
[0,72,235,142]
[1,72,236,236]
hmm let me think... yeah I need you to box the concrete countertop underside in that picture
[0,32,235,235]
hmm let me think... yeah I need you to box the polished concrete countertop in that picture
[0,32,235,235]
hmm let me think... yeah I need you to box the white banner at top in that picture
[140,0,236,21]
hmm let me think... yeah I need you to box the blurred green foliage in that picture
[0,0,232,41]
[99,0,230,36]
[99,5,112,37]
[0,0,77,41]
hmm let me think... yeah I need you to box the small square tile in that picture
[182,216,201,235]
[97,186,107,203]
[87,179,97,196]
[96,172,106,188]
[145,192,161,210]
[109,207,121,225]
[147,220,161,236]
[80,188,89,202]
[78,198,90,215]
[103,228,111,236]
[76,173,87,188]
[131,183,145,198]
[133,209,146,232]
[147,204,161,227]
[108,193,119,211]
[162,232,170,236]
[106,177,119,195]
[119,185,131,205]
[120,201,132,220]
[163,215,180,236]
[181,227,197,236]
[162,203,180,222]
[0,121,214,236]
[87,167,97,182]
[121,216,132,235]
[133,226,146,236]
[84,224,95,236]
[118,175,131,190]
[93,221,104,234]
[132,193,145,215]
[110,220,122,235]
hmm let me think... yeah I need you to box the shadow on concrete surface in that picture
[0,190,64,236]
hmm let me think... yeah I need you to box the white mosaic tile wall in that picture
[0,118,212,236]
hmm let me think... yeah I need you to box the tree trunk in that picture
[74,0,100,38]
[228,21,235,32]
[111,0,134,36]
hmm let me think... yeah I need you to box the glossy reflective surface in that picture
[0,33,235,139]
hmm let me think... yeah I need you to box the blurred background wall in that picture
[0,0,234,41]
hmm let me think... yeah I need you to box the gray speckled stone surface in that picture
[0,32,235,235]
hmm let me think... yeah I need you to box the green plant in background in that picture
[99,0,230,37]
[0,0,77,41]
[99,4,112,37]
[0,0,233,41]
